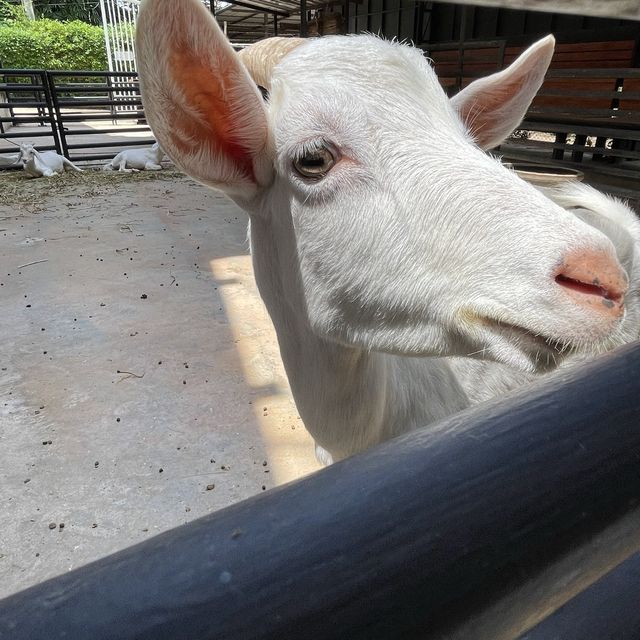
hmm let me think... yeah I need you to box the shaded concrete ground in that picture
[0,170,319,599]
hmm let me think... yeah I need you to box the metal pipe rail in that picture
[57,112,145,122]
[0,69,60,153]
[1,68,153,164]
[0,342,639,640]
[45,70,152,161]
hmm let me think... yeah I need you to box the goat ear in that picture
[450,35,555,150]
[136,0,272,201]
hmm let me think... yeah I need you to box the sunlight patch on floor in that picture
[210,255,320,485]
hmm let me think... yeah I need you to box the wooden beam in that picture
[227,0,290,17]
[426,0,640,21]
[300,0,308,36]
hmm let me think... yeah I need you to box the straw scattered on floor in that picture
[0,169,186,210]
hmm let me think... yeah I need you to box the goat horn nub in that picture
[238,37,305,91]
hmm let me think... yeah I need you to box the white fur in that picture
[137,0,639,464]
[0,151,20,167]
[450,182,640,405]
[103,142,164,172]
[19,143,82,177]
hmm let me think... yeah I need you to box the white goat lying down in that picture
[19,143,82,178]
[103,142,164,172]
[0,151,21,168]
[137,0,640,464]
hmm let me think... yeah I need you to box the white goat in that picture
[103,142,164,172]
[137,0,639,464]
[0,151,21,168]
[19,143,82,178]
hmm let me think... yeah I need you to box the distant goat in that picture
[137,0,639,464]
[0,151,20,168]
[19,144,82,178]
[103,142,164,172]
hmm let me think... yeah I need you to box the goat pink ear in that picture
[136,0,271,200]
[450,35,555,150]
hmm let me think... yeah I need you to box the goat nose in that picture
[555,247,627,316]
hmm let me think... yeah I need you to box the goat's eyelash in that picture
[292,138,336,161]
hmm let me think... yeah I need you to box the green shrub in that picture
[0,17,107,70]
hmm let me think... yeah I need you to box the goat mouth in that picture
[555,274,620,301]
[477,316,573,356]
[555,273,625,312]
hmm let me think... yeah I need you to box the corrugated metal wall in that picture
[341,1,639,49]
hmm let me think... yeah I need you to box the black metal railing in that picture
[0,69,153,166]
[0,69,60,163]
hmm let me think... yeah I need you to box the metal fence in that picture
[0,70,60,166]
[0,69,153,166]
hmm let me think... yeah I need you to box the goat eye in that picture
[293,147,336,180]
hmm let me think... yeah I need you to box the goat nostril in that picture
[555,274,623,304]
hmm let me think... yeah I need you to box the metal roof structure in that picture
[97,0,344,73]
[98,0,337,54]
[212,0,341,44]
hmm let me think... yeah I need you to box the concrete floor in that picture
[0,169,320,599]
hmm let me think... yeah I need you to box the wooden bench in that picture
[426,37,640,179]
[425,40,506,95]
[497,38,639,180]
[503,38,639,70]
[498,66,640,179]
[429,38,639,88]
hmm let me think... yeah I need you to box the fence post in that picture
[40,71,62,155]
[44,71,66,157]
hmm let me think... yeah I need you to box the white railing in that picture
[99,0,139,112]
[99,0,227,75]
[99,0,139,75]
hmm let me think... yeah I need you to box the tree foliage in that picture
[0,15,107,69]
[0,0,25,23]
[33,0,102,25]
[0,1,102,25]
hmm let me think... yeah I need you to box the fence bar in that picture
[0,117,51,124]
[56,113,144,122]
[0,69,61,154]
[44,72,67,157]
[519,550,640,639]
[0,342,639,640]
[54,99,143,107]
[45,70,139,78]
[64,139,153,149]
